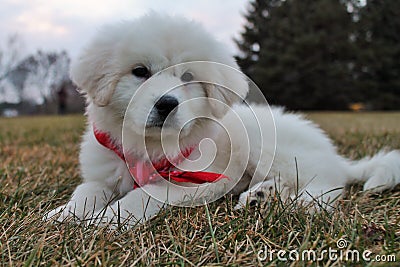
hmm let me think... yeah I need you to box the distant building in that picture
[349,102,367,112]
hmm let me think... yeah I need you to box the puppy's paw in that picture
[43,204,81,223]
[44,202,98,223]
[88,209,118,229]
[234,180,277,210]
[44,205,67,222]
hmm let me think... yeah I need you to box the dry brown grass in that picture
[0,113,399,266]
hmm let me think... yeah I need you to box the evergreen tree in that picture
[236,0,356,110]
[237,0,400,110]
[353,0,400,109]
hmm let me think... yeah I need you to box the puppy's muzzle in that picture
[149,95,179,127]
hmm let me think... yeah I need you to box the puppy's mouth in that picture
[144,118,194,138]
[145,117,179,135]
[146,120,172,128]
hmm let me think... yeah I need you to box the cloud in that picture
[15,12,69,36]
[0,0,248,57]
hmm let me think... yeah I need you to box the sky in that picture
[0,0,249,60]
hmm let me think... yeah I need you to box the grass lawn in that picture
[0,113,399,266]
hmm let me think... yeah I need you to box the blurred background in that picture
[0,0,398,117]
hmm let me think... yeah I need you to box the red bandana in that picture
[93,126,227,188]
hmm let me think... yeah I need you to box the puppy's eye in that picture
[132,65,151,79]
[181,71,194,82]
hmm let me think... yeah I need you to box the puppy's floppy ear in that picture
[70,46,119,107]
[204,63,249,118]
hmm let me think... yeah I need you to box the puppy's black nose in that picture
[154,95,179,119]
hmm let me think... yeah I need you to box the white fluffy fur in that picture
[45,13,400,226]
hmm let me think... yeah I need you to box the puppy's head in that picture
[71,13,249,140]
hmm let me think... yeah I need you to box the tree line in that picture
[235,0,400,110]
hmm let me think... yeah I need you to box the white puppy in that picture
[46,13,400,226]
